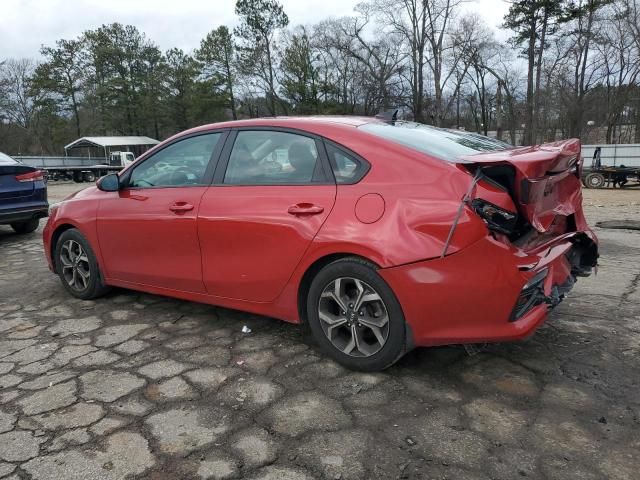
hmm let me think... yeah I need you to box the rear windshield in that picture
[359,121,512,162]
[0,152,18,165]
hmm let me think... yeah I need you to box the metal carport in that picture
[64,136,160,159]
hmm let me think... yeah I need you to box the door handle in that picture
[287,203,324,215]
[169,202,194,213]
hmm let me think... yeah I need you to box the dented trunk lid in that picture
[460,139,583,233]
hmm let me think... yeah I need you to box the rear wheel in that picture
[584,172,606,189]
[11,218,39,234]
[83,171,96,183]
[307,258,407,371]
[55,229,110,299]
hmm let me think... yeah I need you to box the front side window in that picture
[129,133,221,188]
[224,131,320,185]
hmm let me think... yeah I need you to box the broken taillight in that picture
[470,198,518,235]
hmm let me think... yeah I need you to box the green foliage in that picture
[503,0,564,49]
[32,39,85,135]
[234,0,289,42]
[196,26,238,118]
[235,0,289,114]
[280,30,320,113]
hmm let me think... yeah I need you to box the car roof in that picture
[178,116,383,137]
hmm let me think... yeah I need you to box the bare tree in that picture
[365,0,430,121]
[596,1,640,143]
[331,14,407,114]
[0,58,41,130]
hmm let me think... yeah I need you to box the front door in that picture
[198,129,336,302]
[97,132,225,292]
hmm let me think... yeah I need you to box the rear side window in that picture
[224,130,322,185]
[325,143,368,184]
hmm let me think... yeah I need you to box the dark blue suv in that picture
[0,152,48,234]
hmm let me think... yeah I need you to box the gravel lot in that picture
[0,183,638,480]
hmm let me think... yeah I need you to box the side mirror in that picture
[97,173,121,192]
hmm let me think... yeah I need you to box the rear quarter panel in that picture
[310,128,488,267]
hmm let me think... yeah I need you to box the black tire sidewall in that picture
[11,218,39,234]
[54,229,106,300]
[306,259,406,371]
[586,173,605,188]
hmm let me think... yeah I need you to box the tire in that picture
[10,218,39,234]
[54,228,110,300]
[306,257,407,371]
[584,172,606,189]
[83,171,96,183]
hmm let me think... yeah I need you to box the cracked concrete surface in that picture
[0,184,638,479]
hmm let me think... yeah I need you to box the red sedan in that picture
[43,117,598,371]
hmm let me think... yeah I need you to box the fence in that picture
[15,156,107,168]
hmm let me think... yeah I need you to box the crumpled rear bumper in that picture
[380,231,597,347]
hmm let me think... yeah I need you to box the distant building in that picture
[64,136,160,159]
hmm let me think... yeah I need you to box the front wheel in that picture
[54,229,110,300]
[306,258,407,371]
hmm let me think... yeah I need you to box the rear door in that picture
[198,128,336,302]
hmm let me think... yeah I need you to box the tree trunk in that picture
[525,25,536,146]
[496,81,503,141]
[533,7,549,145]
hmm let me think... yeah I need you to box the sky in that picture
[1,0,511,60]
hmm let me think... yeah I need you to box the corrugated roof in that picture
[64,136,160,150]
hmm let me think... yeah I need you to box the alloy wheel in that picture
[60,239,91,292]
[318,277,390,357]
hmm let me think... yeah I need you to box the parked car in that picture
[0,152,48,234]
[43,117,598,371]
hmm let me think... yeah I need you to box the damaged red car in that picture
[43,117,598,371]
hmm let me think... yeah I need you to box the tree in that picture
[0,58,42,131]
[459,15,501,135]
[280,27,321,113]
[365,0,429,121]
[0,58,53,153]
[164,49,200,132]
[555,0,611,138]
[196,26,238,119]
[595,0,640,143]
[424,0,465,125]
[312,19,363,113]
[333,14,407,114]
[33,39,86,137]
[84,23,163,135]
[504,0,563,145]
[234,0,289,115]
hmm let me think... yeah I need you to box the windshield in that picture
[359,121,512,162]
